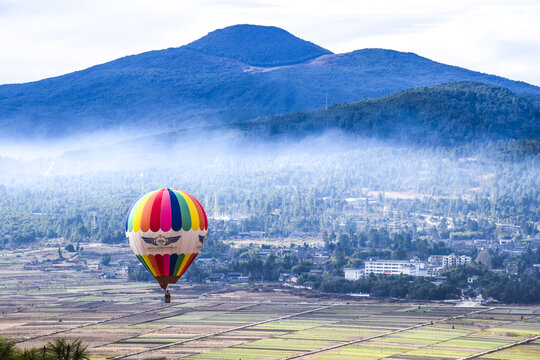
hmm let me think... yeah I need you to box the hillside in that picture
[0,25,539,138]
[237,82,540,145]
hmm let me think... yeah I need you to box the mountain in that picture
[183,24,332,67]
[0,24,539,138]
[236,82,540,145]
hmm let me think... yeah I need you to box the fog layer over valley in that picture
[1,125,538,249]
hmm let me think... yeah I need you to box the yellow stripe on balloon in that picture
[132,192,153,232]
[142,254,158,276]
[179,191,199,231]
[176,253,191,276]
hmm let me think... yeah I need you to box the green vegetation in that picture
[119,338,184,343]
[187,347,297,359]
[235,338,333,351]
[478,340,540,360]
[239,82,540,146]
[0,337,89,360]
[444,260,540,304]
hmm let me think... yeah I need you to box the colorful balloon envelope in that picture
[125,188,208,290]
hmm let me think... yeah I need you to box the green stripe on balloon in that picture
[137,255,152,273]
[172,190,191,231]
[174,254,185,276]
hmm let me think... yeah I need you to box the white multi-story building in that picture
[364,260,428,277]
[442,254,471,268]
[428,255,444,267]
[344,268,364,280]
[458,255,472,266]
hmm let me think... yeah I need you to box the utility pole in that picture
[325,93,328,111]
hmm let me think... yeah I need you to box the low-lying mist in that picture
[0,126,538,248]
[0,126,506,190]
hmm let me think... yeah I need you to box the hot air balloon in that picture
[125,188,208,298]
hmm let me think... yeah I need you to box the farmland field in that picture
[0,264,539,359]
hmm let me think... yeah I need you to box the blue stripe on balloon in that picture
[125,197,139,232]
[169,254,178,276]
[168,189,182,231]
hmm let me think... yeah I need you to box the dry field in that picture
[0,263,539,359]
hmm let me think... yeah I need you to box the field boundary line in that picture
[90,303,258,353]
[15,301,194,344]
[284,307,494,359]
[457,334,540,360]
[108,304,334,360]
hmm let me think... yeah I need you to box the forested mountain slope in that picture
[237,82,540,145]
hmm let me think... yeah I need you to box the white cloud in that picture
[0,0,538,85]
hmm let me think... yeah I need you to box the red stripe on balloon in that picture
[150,189,164,232]
[140,190,159,232]
[155,254,165,276]
[160,189,172,232]
[163,254,171,276]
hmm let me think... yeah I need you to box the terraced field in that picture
[0,267,539,359]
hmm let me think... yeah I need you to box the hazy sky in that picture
[0,0,538,85]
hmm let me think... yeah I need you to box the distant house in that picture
[249,231,266,237]
[206,273,225,284]
[344,268,363,280]
[279,273,291,282]
[257,249,274,259]
[313,254,330,264]
[99,271,116,279]
[227,272,243,282]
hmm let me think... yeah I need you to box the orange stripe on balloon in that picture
[147,254,161,276]
[179,253,198,277]
[132,193,152,232]
[140,190,159,232]
[142,254,157,276]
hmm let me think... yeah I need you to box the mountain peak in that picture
[184,24,332,67]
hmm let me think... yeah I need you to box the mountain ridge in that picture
[0,24,539,139]
[183,24,333,67]
[236,81,540,145]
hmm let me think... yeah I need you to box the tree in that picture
[101,254,111,266]
[0,337,17,360]
[476,250,492,268]
[16,347,49,360]
[46,339,89,360]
